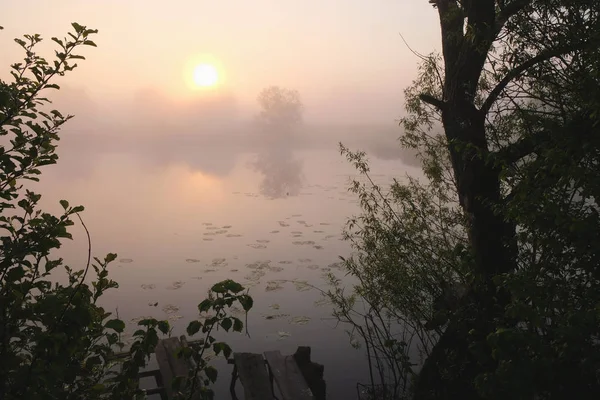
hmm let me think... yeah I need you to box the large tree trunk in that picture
[413,1,520,398]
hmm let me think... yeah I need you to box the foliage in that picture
[0,24,252,400]
[255,85,303,133]
[332,1,600,399]
[251,85,305,198]
[174,279,253,399]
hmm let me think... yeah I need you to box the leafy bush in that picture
[0,23,252,400]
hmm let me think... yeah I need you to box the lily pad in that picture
[120,258,134,263]
[166,281,185,290]
[244,270,266,281]
[277,331,291,340]
[292,240,315,246]
[186,258,201,263]
[265,280,284,292]
[290,316,311,325]
[248,243,267,249]
[162,304,180,314]
[264,313,290,320]
[209,258,227,267]
[141,284,155,290]
[246,260,271,269]
[293,280,311,292]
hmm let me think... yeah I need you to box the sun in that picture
[193,64,219,87]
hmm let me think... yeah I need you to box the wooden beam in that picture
[233,353,275,400]
[264,350,315,400]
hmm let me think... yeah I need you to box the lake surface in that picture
[33,136,420,399]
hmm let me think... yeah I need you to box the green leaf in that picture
[71,22,84,33]
[198,299,212,313]
[157,320,170,335]
[59,199,69,210]
[213,342,232,359]
[187,320,202,336]
[138,318,157,327]
[238,294,253,312]
[225,280,244,293]
[211,279,244,294]
[232,317,243,333]
[71,205,84,213]
[205,366,218,383]
[105,319,125,333]
[220,318,232,332]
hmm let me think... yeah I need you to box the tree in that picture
[331,1,600,399]
[251,86,305,198]
[0,24,252,400]
[255,85,303,134]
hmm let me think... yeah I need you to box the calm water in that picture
[32,135,420,399]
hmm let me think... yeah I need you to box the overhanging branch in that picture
[496,0,532,33]
[491,130,550,166]
[480,42,591,116]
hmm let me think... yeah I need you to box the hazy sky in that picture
[2,0,441,124]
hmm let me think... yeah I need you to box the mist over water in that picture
[1,2,433,396]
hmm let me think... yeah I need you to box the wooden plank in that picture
[161,337,193,377]
[155,340,175,399]
[264,351,314,400]
[233,353,275,400]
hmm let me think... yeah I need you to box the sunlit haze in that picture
[1,1,441,398]
[3,0,440,123]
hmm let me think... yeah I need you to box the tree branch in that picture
[496,0,532,31]
[480,42,591,115]
[491,130,550,166]
[419,94,446,110]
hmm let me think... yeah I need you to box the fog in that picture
[1,2,435,397]
[3,0,438,184]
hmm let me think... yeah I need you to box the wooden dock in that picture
[115,336,326,400]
